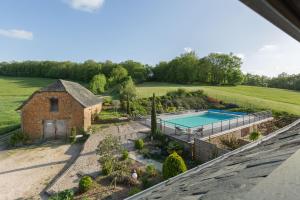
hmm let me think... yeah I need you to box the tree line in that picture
[153,52,243,85]
[0,60,151,83]
[1,52,299,91]
[243,72,300,91]
[0,52,244,86]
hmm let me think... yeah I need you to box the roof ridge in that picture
[57,79,68,91]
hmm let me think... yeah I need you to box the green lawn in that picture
[0,76,54,134]
[136,82,300,115]
[1,77,300,135]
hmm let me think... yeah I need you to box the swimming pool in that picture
[164,110,246,129]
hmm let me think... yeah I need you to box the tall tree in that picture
[151,93,157,136]
[89,74,107,94]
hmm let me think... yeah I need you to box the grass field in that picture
[137,82,300,115]
[0,76,54,134]
[1,77,300,135]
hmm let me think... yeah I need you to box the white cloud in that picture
[241,38,300,76]
[258,44,278,52]
[65,0,105,12]
[0,29,33,40]
[184,47,193,53]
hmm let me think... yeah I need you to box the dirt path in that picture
[0,141,81,200]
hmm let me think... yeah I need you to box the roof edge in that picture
[240,0,300,42]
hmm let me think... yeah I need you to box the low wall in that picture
[204,123,258,148]
[165,135,193,158]
[194,138,229,163]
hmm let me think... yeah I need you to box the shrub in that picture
[103,96,113,105]
[141,176,152,189]
[49,189,74,200]
[146,164,157,177]
[166,106,177,113]
[206,96,220,104]
[135,139,144,150]
[249,131,261,141]
[162,152,187,180]
[124,175,139,186]
[128,187,142,196]
[225,103,239,109]
[69,127,77,143]
[9,130,28,146]
[122,150,129,160]
[102,160,113,175]
[79,176,93,192]
[140,148,150,158]
[167,141,184,155]
[219,135,243,150]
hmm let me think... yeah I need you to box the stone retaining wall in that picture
[194,138,229,163]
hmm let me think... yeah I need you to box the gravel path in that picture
[0,141,81,200]
[47,122,150,195]
[129,151,163,171]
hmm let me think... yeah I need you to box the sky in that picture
[0,0,300,77]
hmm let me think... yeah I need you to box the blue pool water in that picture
[164,111,245,128]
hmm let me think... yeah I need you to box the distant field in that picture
[137,82,300,115]
[1,77,300,135]
[0,76,54,134]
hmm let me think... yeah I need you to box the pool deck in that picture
[165,116,273,144]
[142,110,273,144]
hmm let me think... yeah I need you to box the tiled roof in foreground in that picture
[127,120,300,200]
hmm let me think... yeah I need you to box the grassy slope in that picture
[136,82,300,115]
[0,76,54,134]
[1,77,300,133]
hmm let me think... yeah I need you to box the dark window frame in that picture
[50,98,59,112]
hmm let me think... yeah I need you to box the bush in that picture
[102,160,113,175]
[167,141,184,155]
[146,164,157,177]
[79,176,93,192]
[219,136,243,150]
[162,152,187,180]
[49,189,74,200]
[141,176,152,189]
[128,187,142,196]
[69,127,77,143]
[140,148,150,158]
[135,139,144,150]
[249,131,261,141]
[166,106,177,113]
[122,150,129,160]
[9,130,28,146]
[103,96,113,106]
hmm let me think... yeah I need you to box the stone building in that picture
[17,79,102,141]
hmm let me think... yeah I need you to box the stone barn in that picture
[17,79,102,141]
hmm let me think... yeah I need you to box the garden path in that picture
[46,121,149,196]
[129,151,163,171]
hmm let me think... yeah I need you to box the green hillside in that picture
[0,76,54,134]
[137,82,300,115]
[1,77,300,135]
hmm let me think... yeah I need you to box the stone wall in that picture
[206,124,257,148]
[21,91,102,140]
[194,138,229,163]
[83,104,102,131]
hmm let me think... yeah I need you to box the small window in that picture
[50,98,58,112]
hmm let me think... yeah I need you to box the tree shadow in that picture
[0,76,55,89]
